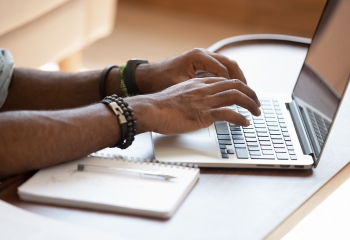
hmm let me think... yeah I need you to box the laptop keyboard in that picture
[306,108,331,148]
[214,98,297,160]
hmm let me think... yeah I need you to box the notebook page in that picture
[18,157,199,218]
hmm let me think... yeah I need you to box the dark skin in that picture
[0,48,260,180]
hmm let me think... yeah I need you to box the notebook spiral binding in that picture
[89,152,199,169]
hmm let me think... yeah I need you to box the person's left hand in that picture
[135,48,247,94]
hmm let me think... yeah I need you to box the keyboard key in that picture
[261,146,272,150]
[256,128,267,133]
[232,135,244,140]
[275,148,286,153]
[248,146,260,151]
[289,150,295,155]
[246,142,259,147]
[235,144,246,148]
[250,151,261,156]
[276,153,289,160]
[246,137,257,142]
[290,155,297,160]
[251,155,275,160]
[257,132,269,137]
[243,126,254,129]
[231,130,243,135]
[281,128,288,132]
[220,149,227,154]
[221,153,229,158]
[258,137,270,141]
[285,141,293,146]
[219,144,226,149]
[287,146,294,150]
[236,148,249,159]
[243,129,255,133]
[263,110,274,114]
[267,122,278,126]
[270,135,282,139]
[278,119,285,123]
[214,122,229,135]
[278,115,284,119]
[227,149,235,154]
[262,150,274,155]
[229,123,240,127]
[255,124,266,128]
[268,126,280,131]
[233,139,245,144]
[245,133,256,138]
[284,137,291,141]
[283,132,290,137]
[272,139,284,144]
[259,141,271,146]
[266,118,277,122]
[253,120,265,124]
[219,140,232,145]
[230,126,241,131]
[264,114,275,118]
[218,135,230,140]
[270,130,281,135]
[279,123,286,128]
[274,144,285,148]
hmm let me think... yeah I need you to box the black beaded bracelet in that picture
[101,94,137,149]
[99,65,118,100]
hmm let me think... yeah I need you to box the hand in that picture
[134,48,247,94]
[127,77,260,135]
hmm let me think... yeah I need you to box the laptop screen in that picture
[292,0,350,161]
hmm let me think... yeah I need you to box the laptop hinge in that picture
[286,100,315,160]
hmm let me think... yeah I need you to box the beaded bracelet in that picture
[101,94,137,149]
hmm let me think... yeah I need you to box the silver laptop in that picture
[153,0,350,169]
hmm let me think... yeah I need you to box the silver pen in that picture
[77,163,176,180]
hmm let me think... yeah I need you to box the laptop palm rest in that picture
[153,126,220,162]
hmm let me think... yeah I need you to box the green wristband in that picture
[119,65,129,97]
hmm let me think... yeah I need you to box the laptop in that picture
[153,0,350,169]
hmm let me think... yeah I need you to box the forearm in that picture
[1,68,122,111]
[0,104,120,179]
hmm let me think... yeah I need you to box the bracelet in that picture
[125,59,149,95]
[101,94,137,149]
[119,65,129,97]
[99,65,118,100]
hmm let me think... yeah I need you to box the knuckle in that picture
[191,48,205,56]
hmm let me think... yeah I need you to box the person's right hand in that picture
[126,77,261,135]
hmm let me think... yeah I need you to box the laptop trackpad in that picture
[153,126,220,161]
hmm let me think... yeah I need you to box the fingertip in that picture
[245,119,250,126]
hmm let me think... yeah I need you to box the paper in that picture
[0,200,122,240]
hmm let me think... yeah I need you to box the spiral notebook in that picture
[18,155,200,219]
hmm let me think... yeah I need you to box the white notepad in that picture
[18,156,200,219]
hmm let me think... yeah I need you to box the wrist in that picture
[125,94,158,134]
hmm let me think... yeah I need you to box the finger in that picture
[190,49,230,79]
[203,79,260,107]
[201,49,247,84]
[201,108,250,127]
[205,89,261,116]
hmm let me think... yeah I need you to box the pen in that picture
[77,163,176,180]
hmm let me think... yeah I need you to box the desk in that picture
[1,35,349,240]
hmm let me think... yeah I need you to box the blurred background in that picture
[83,0,326,69]
[0,0,326,71]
